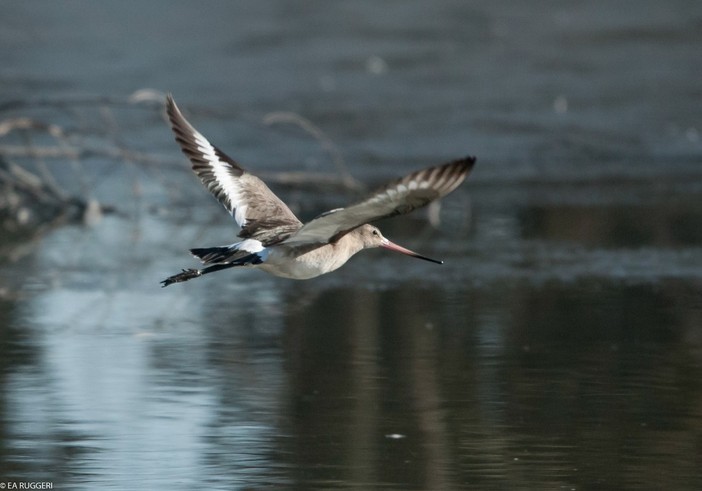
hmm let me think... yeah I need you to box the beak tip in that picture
[381,240,444,265]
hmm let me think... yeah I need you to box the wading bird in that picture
[161,95,475,287]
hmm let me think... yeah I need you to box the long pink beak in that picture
[380,239,443,265]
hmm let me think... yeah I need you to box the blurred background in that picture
[1,1,701,489]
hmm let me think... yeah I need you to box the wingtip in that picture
[165,93,178,117]
[438,155,476,185]
[164,93,196,139]
[457,155,477,170]
[449,155,477,181]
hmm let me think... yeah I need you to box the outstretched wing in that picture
[166,94,302,243]
[283,157,475,247]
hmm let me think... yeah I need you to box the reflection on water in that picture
[519,199,702,249]
[282,282,702,490]
[0,212,701,489]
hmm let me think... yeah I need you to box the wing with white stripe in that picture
[284,157,475,247]
[166,95,302,242]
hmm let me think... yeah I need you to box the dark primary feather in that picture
[284,156,476,246]
[165,94,302,244]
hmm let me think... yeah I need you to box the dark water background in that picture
[1,1,701,489]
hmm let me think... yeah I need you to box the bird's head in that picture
[357,224,443,264]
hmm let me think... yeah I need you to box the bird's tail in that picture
[190,246,234,264]
[161,249,268,287]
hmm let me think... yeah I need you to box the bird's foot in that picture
[160,268,201,287]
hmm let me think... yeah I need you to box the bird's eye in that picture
[372,229,379,236]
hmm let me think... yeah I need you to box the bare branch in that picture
[263,111,364,192]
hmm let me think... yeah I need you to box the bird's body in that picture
[161,95,475,287]
[262,232,366,280]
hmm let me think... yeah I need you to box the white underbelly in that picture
[260,246,351,280]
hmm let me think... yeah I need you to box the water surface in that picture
[1,1,701,490]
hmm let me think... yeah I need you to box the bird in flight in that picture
[161,95,475,287]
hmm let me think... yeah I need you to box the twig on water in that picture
[263,111,364,192]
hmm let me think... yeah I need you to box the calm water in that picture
[1,1,701,490]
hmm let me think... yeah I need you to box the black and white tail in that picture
[161,248,267,287]
[190,238,266,265]
[190,246,234,264]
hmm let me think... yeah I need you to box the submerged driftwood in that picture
[0,91,365,233]
[0,156,105,230]
[0,114,115,234]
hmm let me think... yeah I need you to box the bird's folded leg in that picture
[160,262,244,287]
[161,268,202,287]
